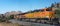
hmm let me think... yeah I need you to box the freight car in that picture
[14,8,59,24]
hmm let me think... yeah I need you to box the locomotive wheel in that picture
[40,20,46,24]
[47,18,59,25]
[25,18,31,22]
[36,19,41,23]
[19,18,23,21]
[29,18,37,22]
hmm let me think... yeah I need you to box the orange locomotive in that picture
[24,8,55,18]
[15,8,59,24]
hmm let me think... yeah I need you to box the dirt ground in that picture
[0,22,21,26]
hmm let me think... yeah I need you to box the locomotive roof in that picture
[24,8,52,13]
[24,9,45,13]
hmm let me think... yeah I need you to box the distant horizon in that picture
[0,0,60,14]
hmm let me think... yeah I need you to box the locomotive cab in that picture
[44,8,55,18]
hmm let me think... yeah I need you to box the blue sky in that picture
[0,0,60,14]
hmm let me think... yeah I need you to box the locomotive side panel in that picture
[24,13,34,18]
[23,9,55,19]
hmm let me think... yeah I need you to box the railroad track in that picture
[17,18,59,25]
[9,19,55,26]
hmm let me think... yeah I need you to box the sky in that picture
[0,0,60,14]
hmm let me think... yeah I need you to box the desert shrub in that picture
[7,15,14,20]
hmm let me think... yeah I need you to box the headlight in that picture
[45,16,49,18]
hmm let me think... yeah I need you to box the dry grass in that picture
[0,22,22,26]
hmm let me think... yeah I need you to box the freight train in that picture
[14,8,59,24]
